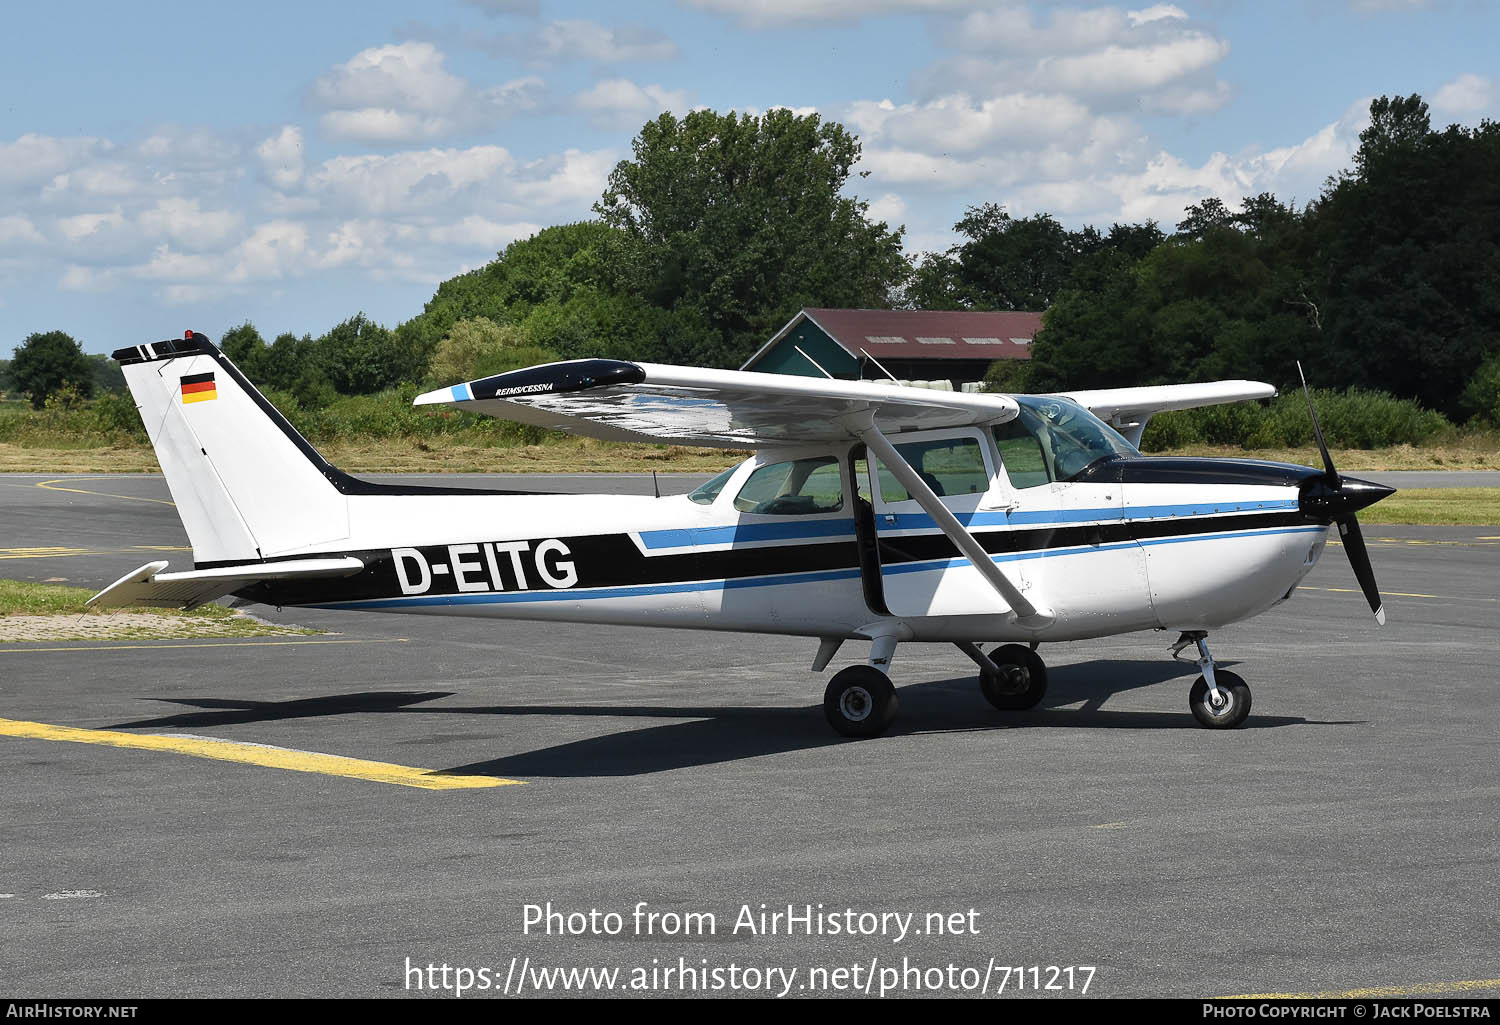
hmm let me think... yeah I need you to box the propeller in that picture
[1295,362,1396,624]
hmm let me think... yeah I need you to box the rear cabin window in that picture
[876,436,989,503]
[733,457,845,515]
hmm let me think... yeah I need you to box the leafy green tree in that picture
[944,206,1081,310]
[426,318,559,385]
[596,108,909,366]
[318,313,409,395]
[11,331,94,409]
[87,353,126,395]
[1175,197,1235,240]
[220,322,268,375]
[258,332,335,409]
[397,222,626,368]
[909,208,1163,313]
[1311,94,1500,414]
[1029,196,1314,392]
[981,359,1032,393]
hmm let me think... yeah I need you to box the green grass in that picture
[0,578,318,640]
[1360,488,1500,526]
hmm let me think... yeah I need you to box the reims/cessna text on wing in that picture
[92,332,1394,737]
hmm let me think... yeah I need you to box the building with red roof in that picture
[740,308,1041,388]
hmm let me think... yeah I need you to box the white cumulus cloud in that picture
[256,126,306,190]
[1432,73,1496,116]
[572,79,693,128]
[309,42,543,144]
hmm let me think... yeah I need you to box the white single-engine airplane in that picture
[93,331,1394,737]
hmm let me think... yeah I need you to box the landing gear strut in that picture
[823,632,902,738]
[1171,631,1251,729]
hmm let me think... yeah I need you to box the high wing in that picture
[413,359,1021,448]
[1061,380,1277,446]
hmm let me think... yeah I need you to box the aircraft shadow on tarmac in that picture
[109,661,1364,778]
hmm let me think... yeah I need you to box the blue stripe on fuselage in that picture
[637,499,1301,549]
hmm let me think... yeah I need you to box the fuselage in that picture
[241,445,1337,645]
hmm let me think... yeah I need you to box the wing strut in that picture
[846,413,1053,629]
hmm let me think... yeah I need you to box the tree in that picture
[258,332,335,409]
[220,322,267,373]
[426,318,557,385]
[1311,94,1500,413]
[399,221,626,364]
[596,108,910,366]
[10,331,93,409]
[1175,197,1235,240]
[946,206,1081,310]
[908,207,1163,312]
[318,313,409,395]
[1354,94,1431,175]
[1029,196,1315,392]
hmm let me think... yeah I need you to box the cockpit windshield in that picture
[687,463,739,505]
[992,396,1138,488]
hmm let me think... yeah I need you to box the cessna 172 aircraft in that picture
[93,332,1393,738]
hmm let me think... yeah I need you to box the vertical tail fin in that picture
[114,333,350,564]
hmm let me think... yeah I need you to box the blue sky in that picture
[2,0,1496,357]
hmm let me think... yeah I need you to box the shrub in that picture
[1141,388,1448,451]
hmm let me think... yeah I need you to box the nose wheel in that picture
[1189,671,1251,728]
[1172,631,1252,729]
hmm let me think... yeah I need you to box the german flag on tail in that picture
[181,372,217,404]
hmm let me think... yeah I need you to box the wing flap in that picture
[415,359,1021,448]
[88,557,365,611]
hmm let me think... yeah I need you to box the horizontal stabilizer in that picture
[88,557,365,611]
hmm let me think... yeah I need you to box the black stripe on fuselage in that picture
[238,509,1313,608]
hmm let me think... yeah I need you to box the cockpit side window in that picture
[992,396,1139,488]
[733,456,845,515]
[876,436,988,503]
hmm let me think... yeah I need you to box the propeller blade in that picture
[1296,360,1339,487]
[1337,514,1386,625]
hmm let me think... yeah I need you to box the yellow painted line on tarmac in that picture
[1221,977,1500,999]
[0,547,102,560]
[1332,537,1500,547]
[0,637,408,654]
[35,477,175,507]
[1300,585,1496,603]
[0,717,519,790]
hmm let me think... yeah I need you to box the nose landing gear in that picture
[1171,631,1252,729]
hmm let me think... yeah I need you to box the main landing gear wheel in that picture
[979,643,1048,711]
[1189,671,1251,729]
[823,665,899,739]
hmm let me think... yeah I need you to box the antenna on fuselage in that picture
[652,470,660,499]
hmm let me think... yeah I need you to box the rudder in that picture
[114,332,350,565]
